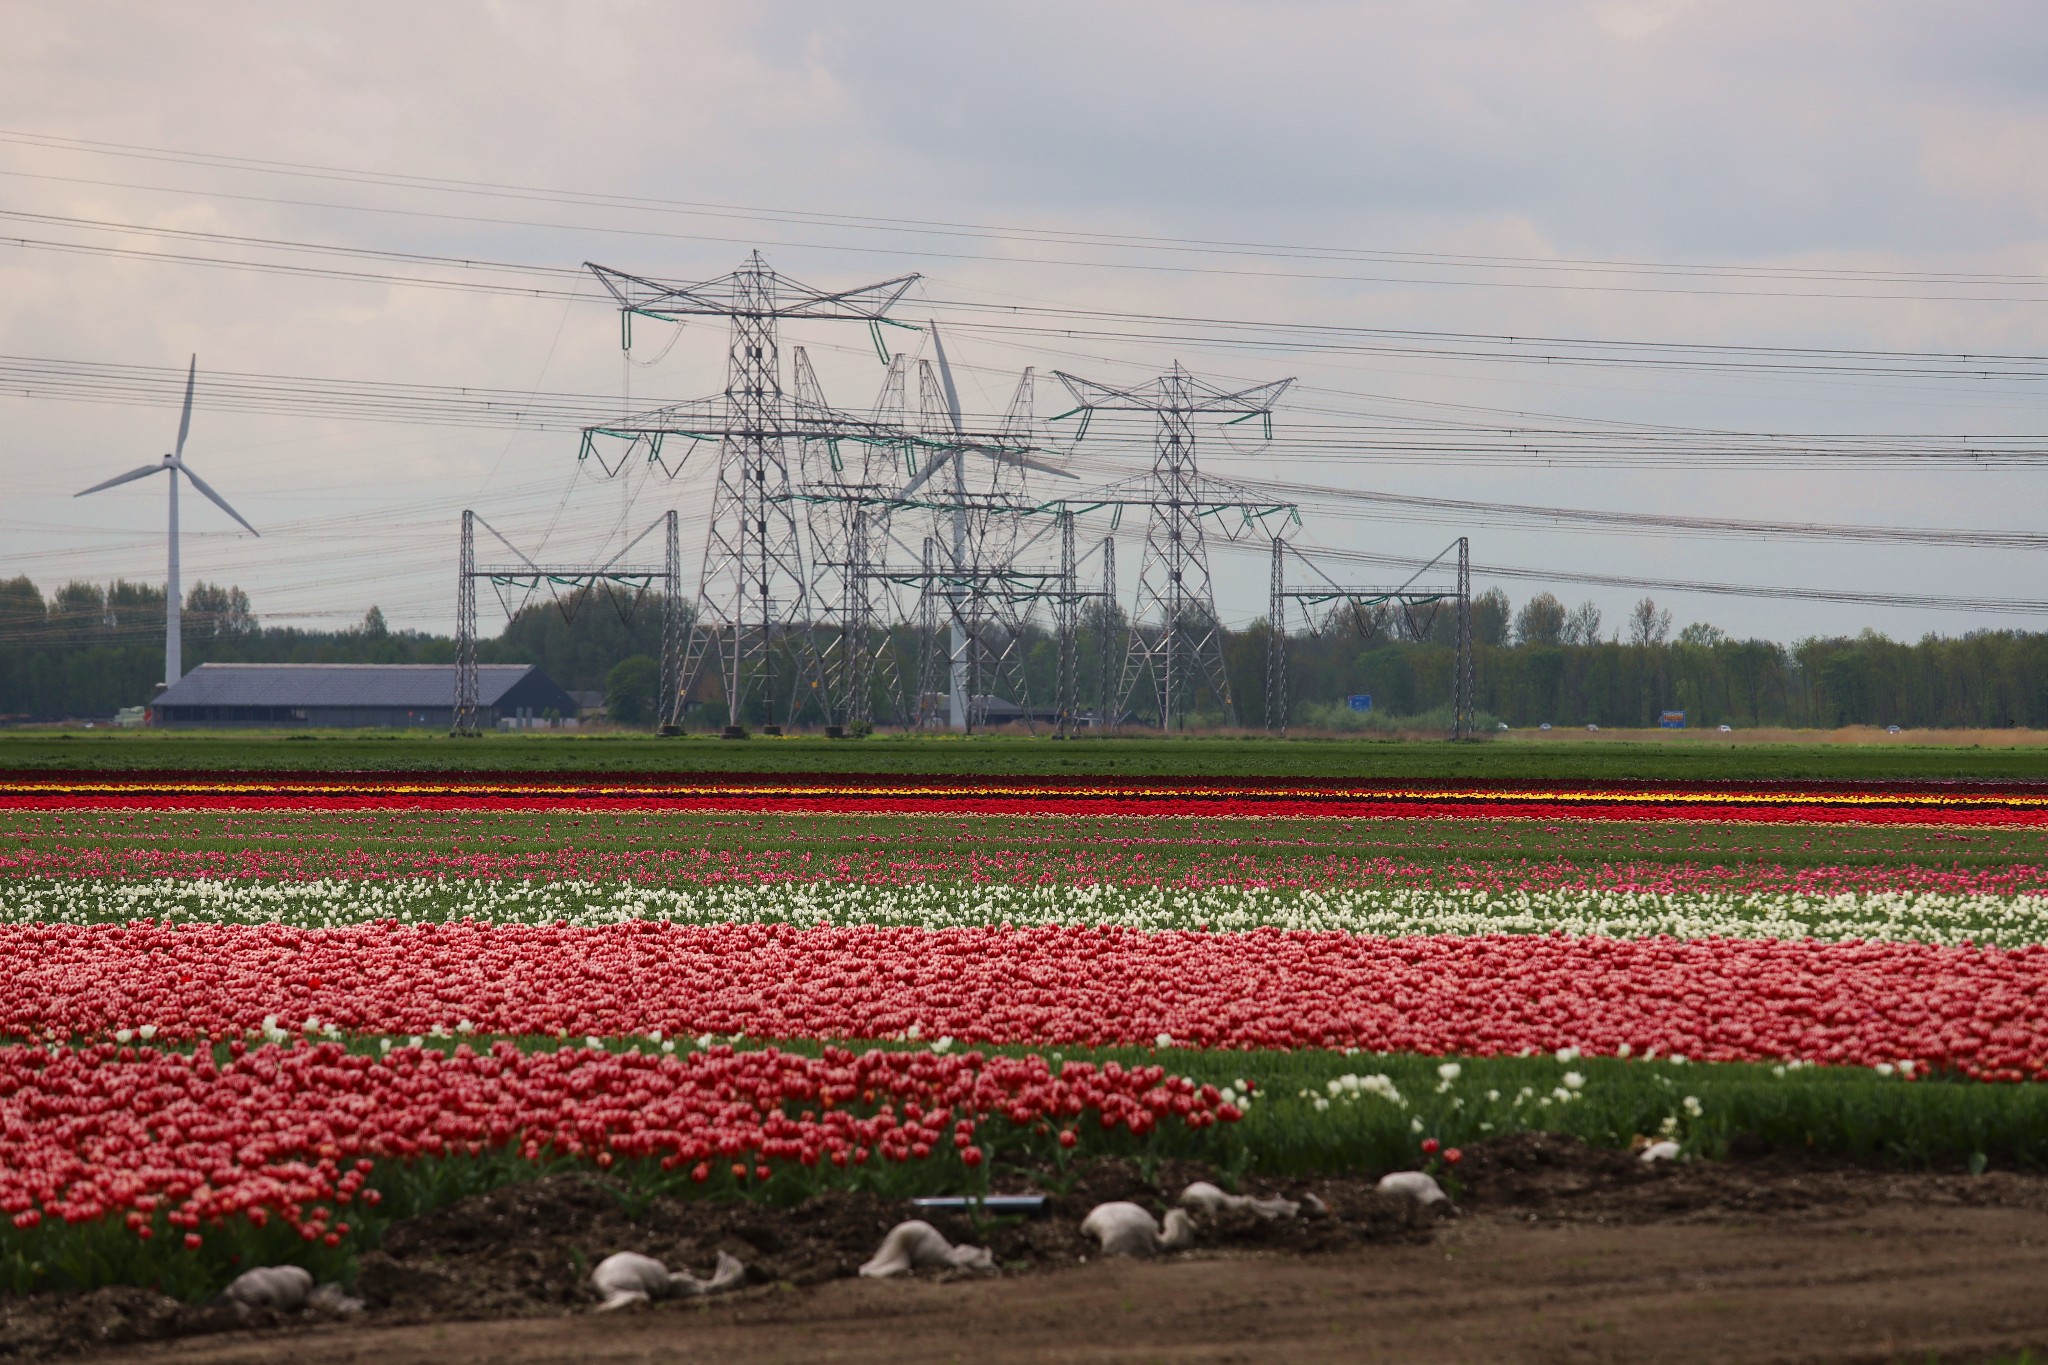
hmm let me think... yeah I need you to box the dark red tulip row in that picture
[3,921,2043,1080]
[6,773,2047,824]
[0,1039,1230,1240]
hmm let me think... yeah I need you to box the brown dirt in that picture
[15,1138,2048,1363]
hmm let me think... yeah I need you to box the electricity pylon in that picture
[794,349,919,726]
[1262,535,1470,737]
[455,509,680,734]
[1052,363,1291,731]
[582,253,917,732]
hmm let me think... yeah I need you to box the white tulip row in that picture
[5,876,2047,945]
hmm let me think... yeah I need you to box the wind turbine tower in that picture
[907,323,1049,730]
[74,356,259,686]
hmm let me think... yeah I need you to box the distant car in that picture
[1539,722,1553,731]
[1887,724,1902,734]
[1586,723,1600,732]
[1719,724,1732,733]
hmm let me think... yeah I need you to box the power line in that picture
[930,308,2048,381]
[0,232,582,302]
[1233,480,2048,550]
[8,352,2048,471]
[2,132,2044,635]
[0,208,584,282]
[0,353,620,431]
[6,126,2047,300]
[14,210,2048,380]
[1289,542,2048,616]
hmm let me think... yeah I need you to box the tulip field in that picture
[6,767,2048,1298]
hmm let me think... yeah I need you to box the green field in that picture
[9,729,2048,779]
[13,806,2046,873]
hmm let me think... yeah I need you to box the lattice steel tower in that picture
[586,254,916,731]
[793,349,916,726]
[1053,363,1291,731]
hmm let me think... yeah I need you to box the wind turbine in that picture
[75,356,259,687]
[899,321,1071,729]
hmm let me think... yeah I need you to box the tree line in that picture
[3,573,2045,731]
[1249,589,2048,731]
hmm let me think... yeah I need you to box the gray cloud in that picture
[3,0,2046,645]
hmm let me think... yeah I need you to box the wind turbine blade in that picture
[973,447,1077,480]
[176,463,260,536]
[928,322,966,435]
[75,463,166,497]
[173,355,197,461]
[897,451,948,500]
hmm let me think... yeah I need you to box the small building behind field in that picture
[149,663,579,729]
[912,693,1069,728]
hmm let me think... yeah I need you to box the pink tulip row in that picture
[2,921,2042,1080]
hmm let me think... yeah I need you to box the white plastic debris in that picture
[858,1220,997,1278]
[308,1283,364,1315]
[591,1249,746,1310]
[225,1265,312,1312]
[1376,1170,1451,1209]
[1081,1202,1196,1257]
[221,1265,361,1316]
[1177,1181,1300,1220]
[1637,1139,1682,1164]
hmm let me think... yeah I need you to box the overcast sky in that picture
[5,0,2048,644]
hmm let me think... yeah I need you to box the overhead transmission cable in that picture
[8,353,2048,470]
[1278,541,2048,617]
[5,126,2047,298]
[1230,479,2048,549]
[13,211,2048,381]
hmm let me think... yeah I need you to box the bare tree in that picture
[1627,597,1673,648]
[1562,600,1603,646]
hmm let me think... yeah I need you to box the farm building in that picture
[148,663,579,729]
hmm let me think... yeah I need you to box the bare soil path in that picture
[65,1163,2048,1365]
[73,1207,2048,1364]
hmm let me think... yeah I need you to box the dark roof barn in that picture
[149,663,578,728]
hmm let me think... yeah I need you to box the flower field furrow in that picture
[12,876,2048,946]
[0,1040,1229,1238]
[12,845,2048,899]
[4,922,2045,1079]
[10,774,2048,824]
[13,766,2048,1303]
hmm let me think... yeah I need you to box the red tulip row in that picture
[7,774,2047,824]
[0,1039,1230,1239]
[3,921,2042,1080]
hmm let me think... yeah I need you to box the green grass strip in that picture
[13,730,2048,779]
